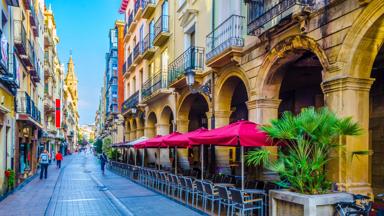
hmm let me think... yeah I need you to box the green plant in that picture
[94,139,103,154]
[246,107,362,195]
[109,149,121,160]
[5,169,15,189]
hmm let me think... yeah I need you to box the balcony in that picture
[0,32,9,74]
[16,91,42,125]
[246,0,314,36]
[44,26,54,47]
[143,32,155,60]
[133,42,143,64]
[206,15,245,68]
[29,3,38,37]
[127,12,137,34]
[124,24,131,42]
[134,0,143,21]
[14,20,27,56]
[44,94,55,113]
[153,15,170,46]
[122,61,127,75]
[121,91,139,115]
[5,0,19,6]
[141,69,171,103]
[142,0,156,19]
[126,53,135,74]
[168,46,204,88]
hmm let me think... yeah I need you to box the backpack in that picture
[40,153,49,164]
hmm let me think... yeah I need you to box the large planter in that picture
[269,190,353,216]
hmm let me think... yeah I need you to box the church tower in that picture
[65,55,78,109]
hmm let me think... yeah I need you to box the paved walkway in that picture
[0,153,203,216]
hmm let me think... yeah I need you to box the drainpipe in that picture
[210,0,216,175]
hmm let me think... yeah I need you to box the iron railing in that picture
[133,42,142,60]
[16,91,41,122]
[142,69,167,100]
[122,91,139,113]
[14,20,27,53]
[142,0,155,9]
[143,32,154,52]
[247,0,314,36]
[127,53,133,70]
[134,0,142,14]
[206,15,245,61]
[154,15,169,39]
[168,46,204,85]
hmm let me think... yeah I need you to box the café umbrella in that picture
[189,120,271,190]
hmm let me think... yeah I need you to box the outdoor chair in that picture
[230,188,263,216]
[185,177,198,206]
[195,180,207,209]
[179,176,188,201]
[203,181,221,215]
[217,186,236,216]
[171,175,181,198]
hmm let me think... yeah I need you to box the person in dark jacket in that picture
[100,153,108,175]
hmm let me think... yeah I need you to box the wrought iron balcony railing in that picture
[168,46,204,85]
[16,91,41,123]
[121,91,139,114]
[246,0,314,36]
[142,69,167,100]
[133,42,142,61]
[14,20,27,55]
[206,15,245,61]
[143,32,154,52]
[154,15,169,39]
[134,0,142,15]
[127,53,133,70]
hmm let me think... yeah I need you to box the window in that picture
[133,76,136,92]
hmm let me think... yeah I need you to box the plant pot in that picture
[269,190,353,216]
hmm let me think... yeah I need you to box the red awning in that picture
[163,128,208,148]
[144,132,182,148]
[134,135,162,149]
[189,120,271,147]
[119,0,129,14]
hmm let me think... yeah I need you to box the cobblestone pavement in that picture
[0,153,203,216]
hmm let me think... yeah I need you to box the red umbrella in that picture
[145,132,182,148]
[163,128,208,147]
[189,120,271,190]
[189,120,270,147]
[134,135,162,149]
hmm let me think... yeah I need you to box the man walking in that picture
[55,151,63,168]
[39,150,49,179]
[100,152,108,175]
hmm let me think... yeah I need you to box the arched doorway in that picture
[146,112,157,138]
[370,46,384,195]
[277,51,324,115]
[131,119,137,140]
[146,112,158,168]
[160,106,174,134]
[178,93,209,175]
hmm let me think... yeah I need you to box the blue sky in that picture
[45,0,123,125]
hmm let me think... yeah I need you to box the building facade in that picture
[63,56,79,152]
[114,0,384,196]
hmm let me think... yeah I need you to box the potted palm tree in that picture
[247,107,363,216]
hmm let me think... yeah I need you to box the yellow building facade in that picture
[119,0,384,196]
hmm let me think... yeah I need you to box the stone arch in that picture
[146,112,157,138]
[256,35,330,99]
[215,68,250,124]
[337,0,384,79]
[177,93,209,132]
[159,105,174,134]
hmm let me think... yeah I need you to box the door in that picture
[161,0,169,31]
[149,20,155,47]
[139,24,144,51]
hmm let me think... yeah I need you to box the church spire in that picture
[65,54,78,110]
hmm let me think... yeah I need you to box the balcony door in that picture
[139,24,144,51]
[149,20,155,47]
[161,0,168,31]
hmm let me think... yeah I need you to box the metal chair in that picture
[203,181,221,215]
[229,188,263,216]
[185,177,198,207]
[195,180,207,209]
[217,186,236,216]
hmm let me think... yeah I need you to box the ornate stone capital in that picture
[254,98,282,109]
[321,76,374,94]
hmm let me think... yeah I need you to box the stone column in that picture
[136,126,144,138]
[144,126,156,138]
[156,123,170,135]
[322,76,373,194]
[211,110,231,128]
[176,119,189,133]
[253,98,281,124]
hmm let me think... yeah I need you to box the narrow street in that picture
[0,154,203,216]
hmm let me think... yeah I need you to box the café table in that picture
[243,189,267,215]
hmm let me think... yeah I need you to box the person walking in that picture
[55,151,63,168]
[39,150,49,179]
[100,152,108,175]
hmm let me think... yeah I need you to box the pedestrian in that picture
[55,151,63,168]
[39,149,49,179]
[100,152,108,175]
